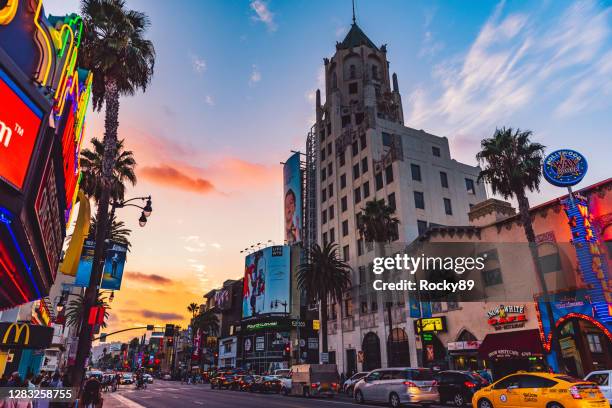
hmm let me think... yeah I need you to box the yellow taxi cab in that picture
[472,371,608,408]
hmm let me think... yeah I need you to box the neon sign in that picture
[543,149,588,187]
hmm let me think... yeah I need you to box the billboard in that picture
[243,245,291,318]
[283,153,302,244]
[74,239,95,287]
[0,68,43,190]
[214,288,231,310]
[101,241,128,290]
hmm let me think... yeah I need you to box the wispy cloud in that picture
[205,95,215,106]
[250,0,277,32]
[139,310,184,321]
[125,271,173,285]
[419,31,444,58]
[140,165,215,194]
[190,53,207,74]
[249,64,262,86]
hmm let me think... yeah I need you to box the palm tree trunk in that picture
[320,296,328,356]
[516,191,565,371]
[72,80,120,388]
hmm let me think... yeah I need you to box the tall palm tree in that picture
[80,137,137,203]
[476,127,564,370]
[89,213,132,249]
[64,293,111,329]
[74,0,155,387]
[297,243,351,355]
[187,303,200,319]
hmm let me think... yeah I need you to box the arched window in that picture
[349,64,356,79]
[457,329,477,342]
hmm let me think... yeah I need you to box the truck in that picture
[285,364,339,398]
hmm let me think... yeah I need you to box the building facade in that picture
[312,21,487,373]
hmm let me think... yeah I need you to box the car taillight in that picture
[432,380,438,386]
[464,381,477,388]
[569,386,582,399]
[403,381,417,387]
[331,383,338,389]
[311,383,318,388]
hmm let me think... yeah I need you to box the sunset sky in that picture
[44,0,612,342]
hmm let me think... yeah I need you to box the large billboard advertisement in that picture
[243,246,291,318]
[283,153,302,244]
[0,68,43,190]
[101,241,128,290]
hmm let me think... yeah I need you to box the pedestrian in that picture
[80,377,103,408]
[0,374,7,386]
[7,372,21,387]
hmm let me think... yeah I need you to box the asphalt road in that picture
[104,381,456,408]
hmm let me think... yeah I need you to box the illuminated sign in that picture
[0,322,53,349]
[414,316,447,334]
[487,304,527,330]
[35,300,51,326]
[35,156,64,281]
[0,0,18,25]
[283,152,302,244]
[0,68,43,190]
[543,149,588,187]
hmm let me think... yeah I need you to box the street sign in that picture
[313,320,320,330]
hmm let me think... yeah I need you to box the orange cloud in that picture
[140,165,215,194]
[125,271,173,285]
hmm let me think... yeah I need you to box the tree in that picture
[187,303,199,319]
[297,243,351,356]
[80,137,137,204]
[64,293,111,329]
[73,0,155,387]
[89,213,132,249]
[476,126,564,370]
[192,309,219,337]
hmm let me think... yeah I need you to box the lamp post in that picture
[72,195,152,389]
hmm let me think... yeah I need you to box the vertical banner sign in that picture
[101,241,128,290]
[74,239,95,287]
[0,68,43,190]
[283,152,302,244]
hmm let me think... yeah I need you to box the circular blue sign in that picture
[543,149,588,187]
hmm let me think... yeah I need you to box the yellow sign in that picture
[313,320,320,331]
[414,317,447,334]
[0,0,18,25]
[2,323,30,345]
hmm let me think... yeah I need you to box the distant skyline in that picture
[43,0,611,342]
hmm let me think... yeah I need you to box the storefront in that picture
[0,322,54,377]
[414,317,448,369]
[478,329,545,380]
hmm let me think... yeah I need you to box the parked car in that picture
[228,375,244,391]
[343,372,369,396]
[143,374,154,384]
[585,370,612,405]
[121,373,134,385]
[210,372,229,389]
[354,367,439,408]
[472,372,606,408]
[434,370,488,406]
[250,375,282,394]
[238,375,258,391]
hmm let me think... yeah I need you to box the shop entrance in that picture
[388,328,410,367]
[362,332,381,371]
[421,333,447,369]
[558,315,612,378]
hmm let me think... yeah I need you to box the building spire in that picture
[352,0,356,24]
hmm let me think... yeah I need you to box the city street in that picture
[105,381,453,408]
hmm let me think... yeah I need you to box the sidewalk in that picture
[103,392,146,408]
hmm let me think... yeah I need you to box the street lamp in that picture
[111,195,153,227]
[138,212,147,227]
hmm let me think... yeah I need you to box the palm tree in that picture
[74,0,155,386]
[80,137,137,203]
[64,293,111,329]
[89,213,132,249]
[187,303,199,319]
[476,126,564,370]
[297,243,351,355]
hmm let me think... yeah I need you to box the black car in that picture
[434,370,489,407]
[238,375,257,391]
[250,376,281,394]
[210,372,234,389]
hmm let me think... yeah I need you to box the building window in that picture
[586,334,603,353]
[354,187,361,204]
[391,223,399,241]
[358,265,366,284]
[327,162,333,177]
[342,115,351,128]
[466,178,475,194]
[363,181,370,198]
[327,142,332,156]
[353,163,360,179]
[322,232,328,246]
[344,297,353,317]
[329,228,335,243]
[360,299,368,314]
[321,187,327,202]
[339,151,346,167]
[340,174,346,189]
[482,268,503,286]
[349,64,356,79]
[360,133,367,150]
[385,165,394,183]
[352,141,358,156]
[342,220,349,236]
[417,220,428,235]
[538,253,561,273]
[361,157,368,173]
[349,82,358,94]
[320,129,325,142]
[375,172,384,190]
[382,132,393,147]
[321,148,326,161]
[343,245,350,261]
[371,300,378,312]
[414,191,425,210]
[321,210,327,224]
[432,146,441,157]
[321,168,326,182]
[357,239,364,256]
[440,171,448,188]
[328,183,334,197]
[329,205,335,220]
[411,164,422,182]
[387,192,396,212]
[341,196,348,212]
[444,198,453,215]
[355,112,364,124]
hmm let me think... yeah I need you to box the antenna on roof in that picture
[352,0,356,24]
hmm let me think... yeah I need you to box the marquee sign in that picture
[487,304,527,330]
[414,316,447,334]
[543,149,588,187]
[0,68,43,190]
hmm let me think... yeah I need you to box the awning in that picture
[478,329,543,360]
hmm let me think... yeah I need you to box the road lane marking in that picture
[109,393,147,408]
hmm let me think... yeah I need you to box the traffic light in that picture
[164,324,175,337]
[284,344,291,358]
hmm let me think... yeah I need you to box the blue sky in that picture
[43,0,612,333]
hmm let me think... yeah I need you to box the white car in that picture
[584,370,612,405]
[343,372,369,396]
